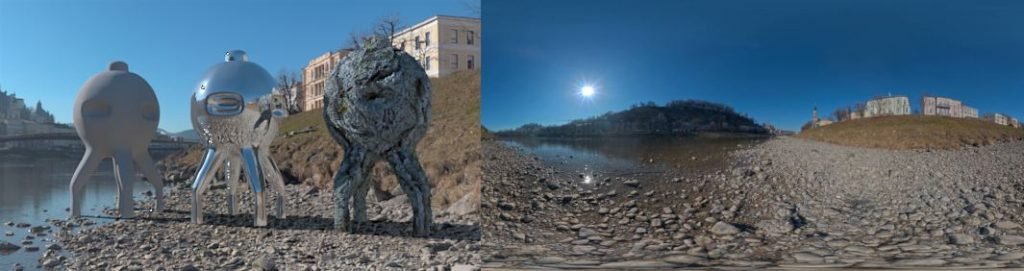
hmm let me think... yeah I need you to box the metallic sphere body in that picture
[70,61,164,218]
[325,36,433,236]
[189,50,288,227]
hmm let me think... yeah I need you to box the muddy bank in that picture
[482,136,1024,269]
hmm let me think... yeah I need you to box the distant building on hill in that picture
[1012,117,1020,128]
[301,50,350,111]
[393,15,480,78]
[987,113,1010,126]
[922,96,980,119]
[864,95,911,118]
[962,106,979,119]
[0,90,54,123]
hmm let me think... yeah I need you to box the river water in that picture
[0,151,169,269]
[500,136,765,184]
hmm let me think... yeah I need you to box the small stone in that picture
[995,221,1021,230]
[497,202,516,211]
[710,221,740,235]
[891,257,946,266]
[993,252,1024,261]
[0,241,21,251]
[578,228,597,238]
[662,254,706,265]
[998,235,1024,245]
[536,256,567,264]
[948,233,974,245]
[792,252,824,264]
[624,179,640,187]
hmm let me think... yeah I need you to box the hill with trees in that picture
[496,100,768,137]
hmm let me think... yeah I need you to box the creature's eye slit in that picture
[141,102,159,121]
[82,100,112,118]
[206,92,244,116]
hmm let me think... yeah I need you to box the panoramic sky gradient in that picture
[482,0,1024,131]
[0,0,478,132]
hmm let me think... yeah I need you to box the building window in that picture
[467,55,475,70]
[450,54,459,69]
[415,36,421,49]
[423,56,431,70]
[425,32,431,47]
[467,31,475,45]
[450,29,458,44]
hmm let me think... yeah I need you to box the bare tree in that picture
[832,107,851,122]
[462,0,481,17]
[377,15,402,44]
[347,15,405,50]
[275,69,302,114]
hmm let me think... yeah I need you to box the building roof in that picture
[393,15,480,37]
[867,95,909,102]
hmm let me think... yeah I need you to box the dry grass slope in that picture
[162,70,481,210]
[797,115,1024,150]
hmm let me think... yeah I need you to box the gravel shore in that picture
[48,183,481,270]
[482,136,1024,269]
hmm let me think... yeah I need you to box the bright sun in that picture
[580,85,595,97]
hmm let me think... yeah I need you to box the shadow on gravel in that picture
[135,208,481,241]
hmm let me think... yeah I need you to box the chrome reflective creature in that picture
[71,61,164,218]
[190,50,288,227]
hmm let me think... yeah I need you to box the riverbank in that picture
[798,115,1024,150]
[482,136,1024,269]
[50,182,480,270]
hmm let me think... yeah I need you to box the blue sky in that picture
[482,0,1024,131]
[0,0,478,133]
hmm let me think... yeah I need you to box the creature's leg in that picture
[133,149,164,213]
[386,149,433,237]
[112,150,138,218]
[225,153,242,215]
[352,161,374,223]
[240,147,267,227]
[258,152,287,218]
[70,147,102,218]
[191,148,225,224]
[333,147,366,232]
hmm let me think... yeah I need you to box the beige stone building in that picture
[301,50,349,111]
[864,95,911,118]
[298,15,479,112]
[393,15,480,78]
[922,96,980,119]
[988,113,1010,126]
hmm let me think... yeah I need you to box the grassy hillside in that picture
[161,70,481,209]
[798,115,1024,150]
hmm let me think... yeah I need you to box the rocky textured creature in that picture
[71,61,164,218]
[325,36,433,236]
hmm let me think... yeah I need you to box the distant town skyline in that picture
[482,0,1024,131]
[0,0,479,132]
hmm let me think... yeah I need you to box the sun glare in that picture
[580,85,595,97]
